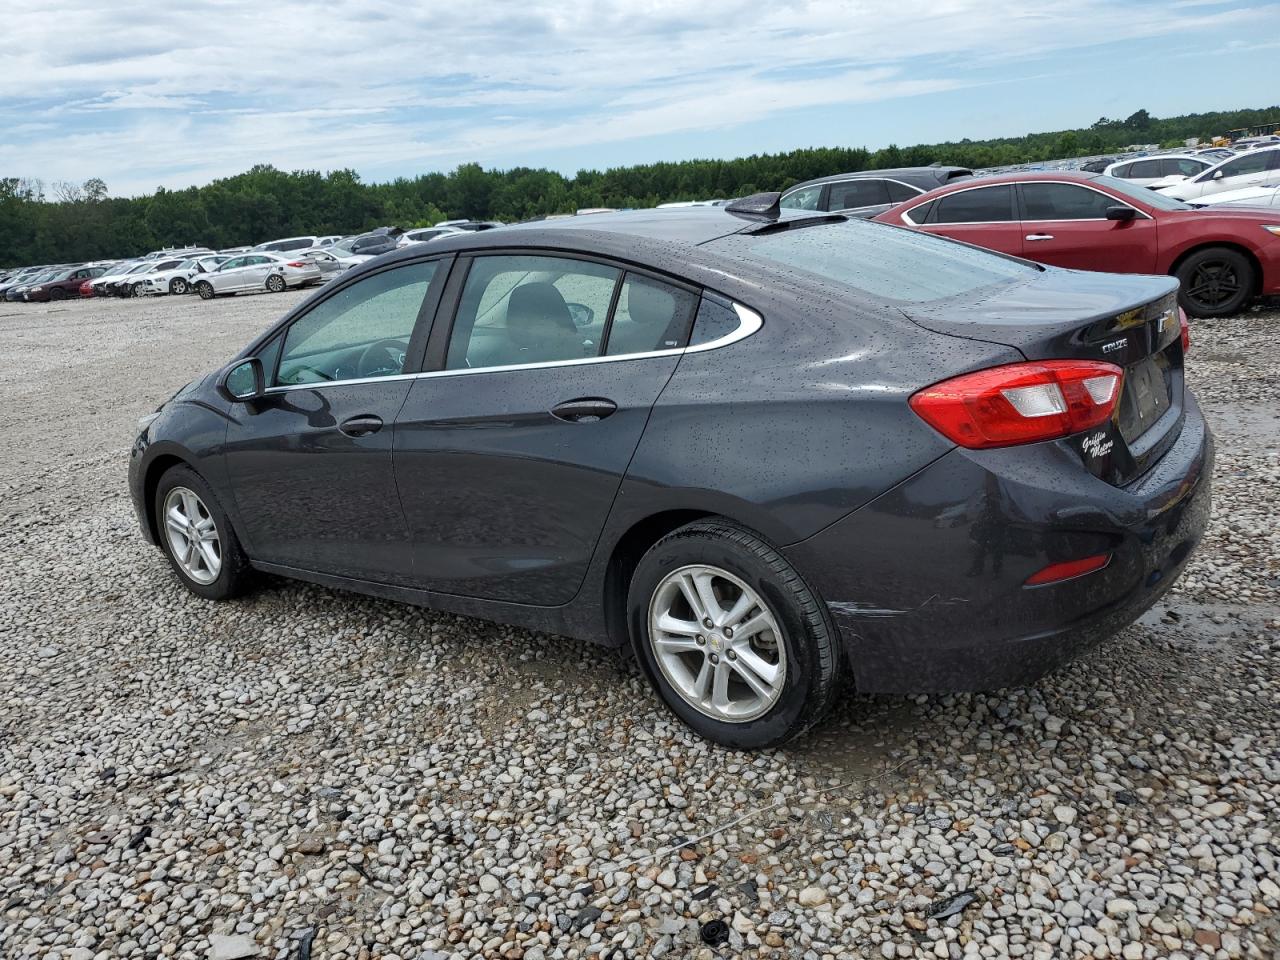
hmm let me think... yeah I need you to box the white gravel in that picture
[1,292,1278,959]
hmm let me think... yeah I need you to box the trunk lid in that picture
[902,270,1184,486]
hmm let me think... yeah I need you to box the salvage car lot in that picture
[1,293,1278,958]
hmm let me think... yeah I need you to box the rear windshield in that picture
[715,220,1036,303]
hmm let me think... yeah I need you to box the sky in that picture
[1,0,1277,197]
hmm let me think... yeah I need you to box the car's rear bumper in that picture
[785,392,1213,693]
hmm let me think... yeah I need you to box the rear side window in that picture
[1126,159,1162,178]
[719,220,1035,303]
[930,185,1016,223]
[1021,183,1117,220]
[1110,162,1133,178]
[688,297,740,346]
[902,199,935,224]
[603,274,697,356]
[1169,158,1206,177]
[886,180,921,202]
[827,179,890,210]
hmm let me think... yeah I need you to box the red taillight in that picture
[910,360,1124,449]
[1178,307,1190,354]
[285,261,306,268]
[1025,553,1111,586]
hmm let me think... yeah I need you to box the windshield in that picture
[713,219,1037,303]
[1093,175,1192,211]
[331,239,357,254]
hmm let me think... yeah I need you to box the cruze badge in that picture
[1082,432,1114,459]
[1101,339,1126,354]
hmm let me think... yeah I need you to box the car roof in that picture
[784,166,972,192]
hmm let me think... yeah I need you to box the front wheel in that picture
[170,277,188,295]
[154,465,254,601]
[195,281,215,300]
[265,273,286,293]
[129,282,145,298]
[1175,247,1255,318]
[49,287,68,301]
[628,519,842,749]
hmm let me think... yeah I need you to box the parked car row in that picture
[0,221,502,305]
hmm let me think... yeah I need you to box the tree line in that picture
[3,105,1276,267]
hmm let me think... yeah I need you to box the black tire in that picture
[153,465,255,601]
[627,519,842,749]
[1175,247,1255,318]
[130,282,144,298]
[196,281,215,300]
[265,273,286,293]
[49,287,67,301]
[170,277,188,295]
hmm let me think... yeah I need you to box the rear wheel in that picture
[154,465,254,601]
[628,519,841,749]
[170,277,188,295]
[196,281,215,300]
[1175,247,1255,318]
[265,274,286,293]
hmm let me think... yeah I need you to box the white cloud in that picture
[0,0,1273,194]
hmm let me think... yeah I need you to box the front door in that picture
[394,254,699,604]
[221,258,446,583]
[1017,181,1158,274]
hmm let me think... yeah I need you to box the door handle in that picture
[339,414,383,437]
[1025,233,1055,241]
[551,398,617,423]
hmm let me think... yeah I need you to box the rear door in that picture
[1017,181,1157,273]
[393,253,699,604]
[903,183,1023,256]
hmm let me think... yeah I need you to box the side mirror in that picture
[1105,206,1137,221]
[1213,170,1224,180]
[218,357,265,402]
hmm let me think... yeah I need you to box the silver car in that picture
[192,253,322,300]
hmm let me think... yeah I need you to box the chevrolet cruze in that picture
[130,199,1212,748]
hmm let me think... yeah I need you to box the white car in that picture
[192,253,321,299]
[396,227,465,248]
[1190,184,1280,209]
[1155,145,1280,200]
[1104,154,1214,187]
[140,256,230,295]
[296,248,349,279]
[250,235,321,254]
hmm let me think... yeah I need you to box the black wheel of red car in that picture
[265,274,286,293]
[1176,247,1255,318]
[196,281,215,300]
[627,519,843,749]
[170,277,188,295]
[49,288,67,301]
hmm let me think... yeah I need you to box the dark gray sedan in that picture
[129,200,1211,748]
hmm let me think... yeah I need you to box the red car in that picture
[872,172,1280,317]
[24,265,109,302]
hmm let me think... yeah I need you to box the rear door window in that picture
[1125,159,1163,179]
[930,185,1016,223]
[885,180,922,202]
[446,256,619,369]
[827,179,890,210]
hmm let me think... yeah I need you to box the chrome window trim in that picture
[900,180,1152,225]
[263,303,763,394]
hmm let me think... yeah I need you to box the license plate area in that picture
[1117,351,1173,443]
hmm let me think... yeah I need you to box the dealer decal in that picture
[1082,431,1114,459]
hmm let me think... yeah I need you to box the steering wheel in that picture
[357,338,409,378]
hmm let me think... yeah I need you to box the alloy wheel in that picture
[1185,260,1239,311]
[172,278,188,295]
[266,274,285,292]
[648,564,786,723]
[162,487,221,585]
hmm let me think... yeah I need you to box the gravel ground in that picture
[1,291,1278,960]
